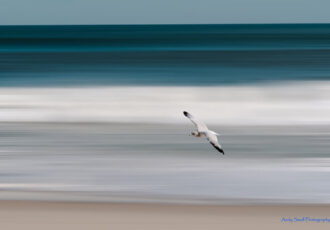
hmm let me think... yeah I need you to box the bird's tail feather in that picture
[209,130,220,136]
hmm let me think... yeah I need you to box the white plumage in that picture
[183,111,224,155]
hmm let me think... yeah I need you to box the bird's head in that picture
[190,131,199,137]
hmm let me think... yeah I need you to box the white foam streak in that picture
[1,81,330,124]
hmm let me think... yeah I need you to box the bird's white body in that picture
[183,111,224,155]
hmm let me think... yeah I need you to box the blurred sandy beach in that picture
[1,200,330,230]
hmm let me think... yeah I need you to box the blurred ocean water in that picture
[0,24,330,203]
[0,123,330,204]
[1,24,330,86]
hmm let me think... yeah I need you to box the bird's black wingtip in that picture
[183,111,188,117]
[210,142,225,155]
[218,148,225,155]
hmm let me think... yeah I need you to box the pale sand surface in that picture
[0,201,330,230]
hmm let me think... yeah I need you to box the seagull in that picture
[183,111,224,155]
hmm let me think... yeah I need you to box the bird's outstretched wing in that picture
[183,111,208,132]
[206,131,225,155]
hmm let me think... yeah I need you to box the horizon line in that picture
[1,22,330,27]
